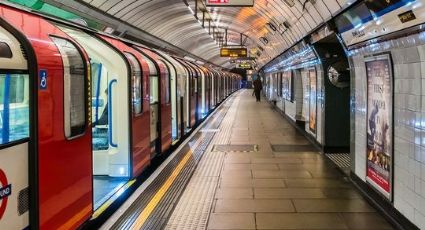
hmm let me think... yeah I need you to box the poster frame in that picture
[364,52,394,202]
[308,67,317,134]
[282,71,294,102]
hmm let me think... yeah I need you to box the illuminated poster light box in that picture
[220,48,248,57]
[206,0,254,7]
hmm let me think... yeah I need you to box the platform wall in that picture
[350,31,425,230]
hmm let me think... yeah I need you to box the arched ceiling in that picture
[70,0,354,69]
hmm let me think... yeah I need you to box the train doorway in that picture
[0,25,31,229]
[58,26,132,210]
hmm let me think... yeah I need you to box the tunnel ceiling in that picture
[57,0,353,69]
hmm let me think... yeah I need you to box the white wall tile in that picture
[351,32,425,229]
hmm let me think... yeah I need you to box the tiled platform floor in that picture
[168,90,393,230]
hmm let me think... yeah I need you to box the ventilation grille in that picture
[18,187,29,216]
[20,44,27,60]
[326,153,350,169]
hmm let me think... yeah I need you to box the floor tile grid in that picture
[206,90,394,230]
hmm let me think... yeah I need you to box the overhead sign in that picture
[237,63,252,69]
[335,0,423,47]
[206,0,254,7]
[220,47,247,57]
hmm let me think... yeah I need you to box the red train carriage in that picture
[0,5,93,229]
[134,46,172,155]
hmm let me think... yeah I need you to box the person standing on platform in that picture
[253,77,263,102]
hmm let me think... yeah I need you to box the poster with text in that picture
[365,54,392,200]
[282,71,293,101]
[309,68,317,133]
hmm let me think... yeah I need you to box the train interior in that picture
[57,25,131,210]
[0,27,29,144]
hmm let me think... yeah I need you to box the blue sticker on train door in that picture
[39,69,47,90]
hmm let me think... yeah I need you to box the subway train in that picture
[0,4,241,230]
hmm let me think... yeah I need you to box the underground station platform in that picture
[2,1,425,229]
[98,90,393,230]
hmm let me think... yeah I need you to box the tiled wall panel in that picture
[350,32,425,229]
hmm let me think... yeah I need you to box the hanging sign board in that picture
[206,0,254,7]
[237,63,252,69]
[220,47,247,57]
[365,53,393,200]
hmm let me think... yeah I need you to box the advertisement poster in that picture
[309,69,317,133]
[365,54,392,199]
[282,72,290,100]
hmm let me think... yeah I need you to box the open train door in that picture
[57,25,133,210]
[0,15,33,230]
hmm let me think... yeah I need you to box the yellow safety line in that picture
[91,179,137,219]
[130,150,193,229]
[172,139,179,146]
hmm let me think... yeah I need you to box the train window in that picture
[51,36,86,139]
[0,73,29,145]
[124,52,143,115]
[164,67,170,104]
[0,42,12,58]
[150,76,159,104]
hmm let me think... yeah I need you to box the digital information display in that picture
[206,0,254,7]
[220,48,248,57]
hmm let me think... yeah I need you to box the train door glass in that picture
[124,53,143,115]
[185,68,191,130]
[0,73,29,229]
[91,62,109,151]
[51,37,87,139]
[150,75,159,146]
[0,74,29,144]
[193,74,198,121]
[168,66,178,141]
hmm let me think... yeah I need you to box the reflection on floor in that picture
[94,176,128,210]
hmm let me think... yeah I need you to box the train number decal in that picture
[0,169,11,220]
